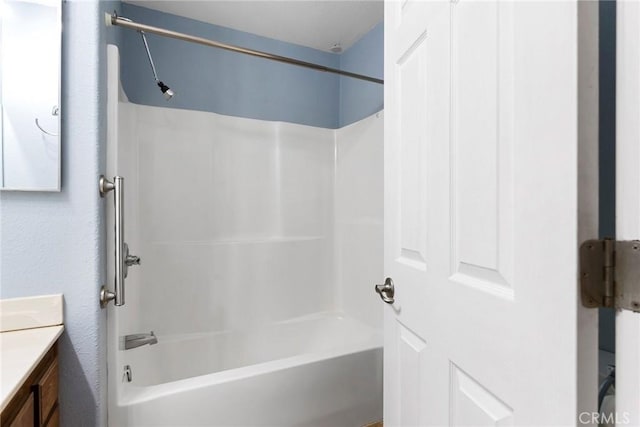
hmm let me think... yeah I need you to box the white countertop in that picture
[0,325,64,411]
[0,294,63,333]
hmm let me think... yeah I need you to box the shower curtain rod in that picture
[109,13,384,85]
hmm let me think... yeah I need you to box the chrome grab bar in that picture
[99,175,140,307]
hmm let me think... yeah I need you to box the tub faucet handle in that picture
[124,243,141,278]
[126,253,140,266]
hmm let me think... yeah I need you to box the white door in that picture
[616,3,640,425]
[382,1,598,425]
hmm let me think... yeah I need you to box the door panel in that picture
[449,364,513,427]
[450,1,514,298]
[383,1,597,425]
[384,3,450,424]
[398,323,427,426]
[397,33,429,270]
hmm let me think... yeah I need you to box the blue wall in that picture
[120,4,340,128]
[118,4,383,129]
[339,22,384,127]
[0,1,119,425]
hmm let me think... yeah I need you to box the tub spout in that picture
[124,331,158,350]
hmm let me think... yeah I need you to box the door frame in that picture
[616,3,640,425]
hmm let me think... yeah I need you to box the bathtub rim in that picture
[118,339,382,406]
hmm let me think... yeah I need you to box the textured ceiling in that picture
[123,1,384,52]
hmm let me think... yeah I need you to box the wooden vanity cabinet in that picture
[1,343,59,427]
[6,393,34,427]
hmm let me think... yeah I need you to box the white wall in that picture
[111,101,382,339]
[119,104,335,335]
[335,112,384,327]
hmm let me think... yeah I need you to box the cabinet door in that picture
[45,405,59,427]
[8,393,34,427]
[36,358,58,425]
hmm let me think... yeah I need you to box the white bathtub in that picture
[112,313,383,427]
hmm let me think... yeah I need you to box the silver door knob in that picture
[375,277,395,304]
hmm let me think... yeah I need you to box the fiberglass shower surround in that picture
[107,103,384,427]
[105,40,384,424]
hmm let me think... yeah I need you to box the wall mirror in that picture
[0,0,61,191]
